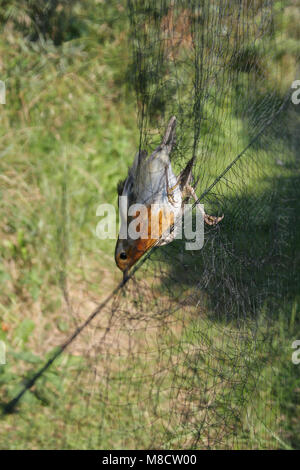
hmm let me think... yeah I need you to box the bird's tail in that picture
[162,116,176,154]
[178,156,195,190]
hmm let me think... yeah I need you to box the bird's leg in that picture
[185,184,224,226]
[165,167,179,206]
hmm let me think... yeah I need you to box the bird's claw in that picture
[204,213,224,226]
[167,189,176,205]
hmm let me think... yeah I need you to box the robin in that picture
[115,116,223,277]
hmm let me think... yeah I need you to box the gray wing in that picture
[133,116,177,205]
[118,149,148,223]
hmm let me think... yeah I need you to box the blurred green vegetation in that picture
[0,0,299,449]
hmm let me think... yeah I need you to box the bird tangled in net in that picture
[4,0,299,449]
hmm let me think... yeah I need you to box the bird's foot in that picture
[204,213,224,226]
[165,167,179,206]
[167,188,177,205]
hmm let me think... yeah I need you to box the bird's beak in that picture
[122,268,129,284]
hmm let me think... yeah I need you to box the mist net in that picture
[4,0,299,449]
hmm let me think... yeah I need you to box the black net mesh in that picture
[2,0,300,450]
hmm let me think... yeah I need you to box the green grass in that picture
[0,0,299,449]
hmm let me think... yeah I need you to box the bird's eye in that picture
[120,252,127,260]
